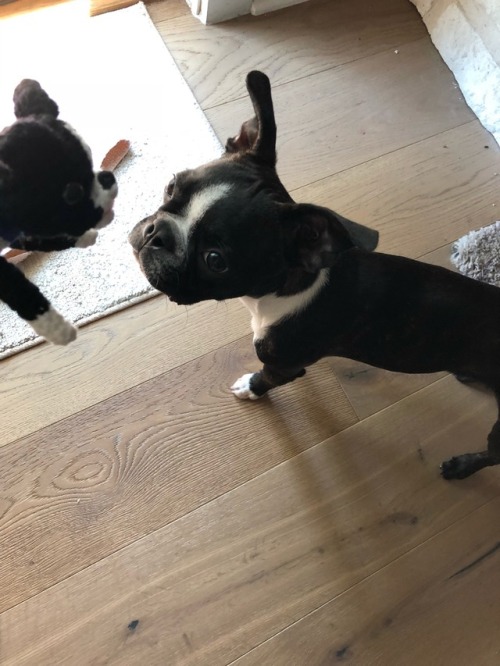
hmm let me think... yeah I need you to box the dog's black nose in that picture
[97,170,116,190]
[143,219,176,252]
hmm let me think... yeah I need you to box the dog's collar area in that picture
[240,268,329,341]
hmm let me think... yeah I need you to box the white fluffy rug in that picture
[451,221,500,287]
[0,2,222,359]
[410,0,500,148]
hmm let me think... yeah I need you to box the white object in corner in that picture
[251,0,309,15]
[187,0,252,24]
[186,0,309,23]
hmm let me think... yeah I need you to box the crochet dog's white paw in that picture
[231,373,260,400]
[75,229,98,248]
[30,307,77,345]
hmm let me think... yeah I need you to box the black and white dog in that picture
[130,70,500,480]
[0,79,118,344]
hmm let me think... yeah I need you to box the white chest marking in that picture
[240,269,329,341]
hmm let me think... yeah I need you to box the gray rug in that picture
[451,220,500,287]
[0,2,222,359]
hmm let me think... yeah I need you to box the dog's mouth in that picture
[128,220,203,305]
[155,274,199,305]
[167,293,192,305]
[130,237,147,257]
[131,247,193,304]
[128,223,149,255]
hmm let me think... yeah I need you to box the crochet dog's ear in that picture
[13,79,59,119]
[0,160,13,189]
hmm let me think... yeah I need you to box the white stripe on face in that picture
[143,183,233,261]
[183,183,233,229]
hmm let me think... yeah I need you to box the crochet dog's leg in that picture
[0,256,76,345]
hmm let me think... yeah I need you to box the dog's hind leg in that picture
[441,389,500,480]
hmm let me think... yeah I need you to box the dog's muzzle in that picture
[143,219,180,252]
[130,216,181,255]
[129,216,189,300]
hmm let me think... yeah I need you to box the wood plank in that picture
[0,0,141,19]
[1,376,498,664]
[235,498,500,666]
[145,0,194,22]
[0,298,251,447]
[90,0,137,17]
[150,0,427,109]
[205,38,475,192]
[292,121,500,258]
[0,337,357,612]
[326,357,445,420]
[0,0,69,19]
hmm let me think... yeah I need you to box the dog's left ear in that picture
[284,203,379,272]
[225,71,276,166]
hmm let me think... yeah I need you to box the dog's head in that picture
[0,79,118,250]
[129,71,378,305]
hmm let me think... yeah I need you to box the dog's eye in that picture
[165,175,176,199]
[203,250,228,273]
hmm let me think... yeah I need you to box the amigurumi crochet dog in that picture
[0,79,118,345]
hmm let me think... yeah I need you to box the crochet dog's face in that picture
[0,79,118,250]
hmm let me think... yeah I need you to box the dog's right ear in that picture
[13,79,59,119]
[225,71,276,166]
[283,203,379,272]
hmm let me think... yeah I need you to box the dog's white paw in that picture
[75,229,98,248]
[231,373,260,400]
[30,307,77,345]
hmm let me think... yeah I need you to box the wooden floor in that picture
[2,0,500,663]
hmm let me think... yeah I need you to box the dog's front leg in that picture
[231,364,306,400]
[12,229,98,252]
